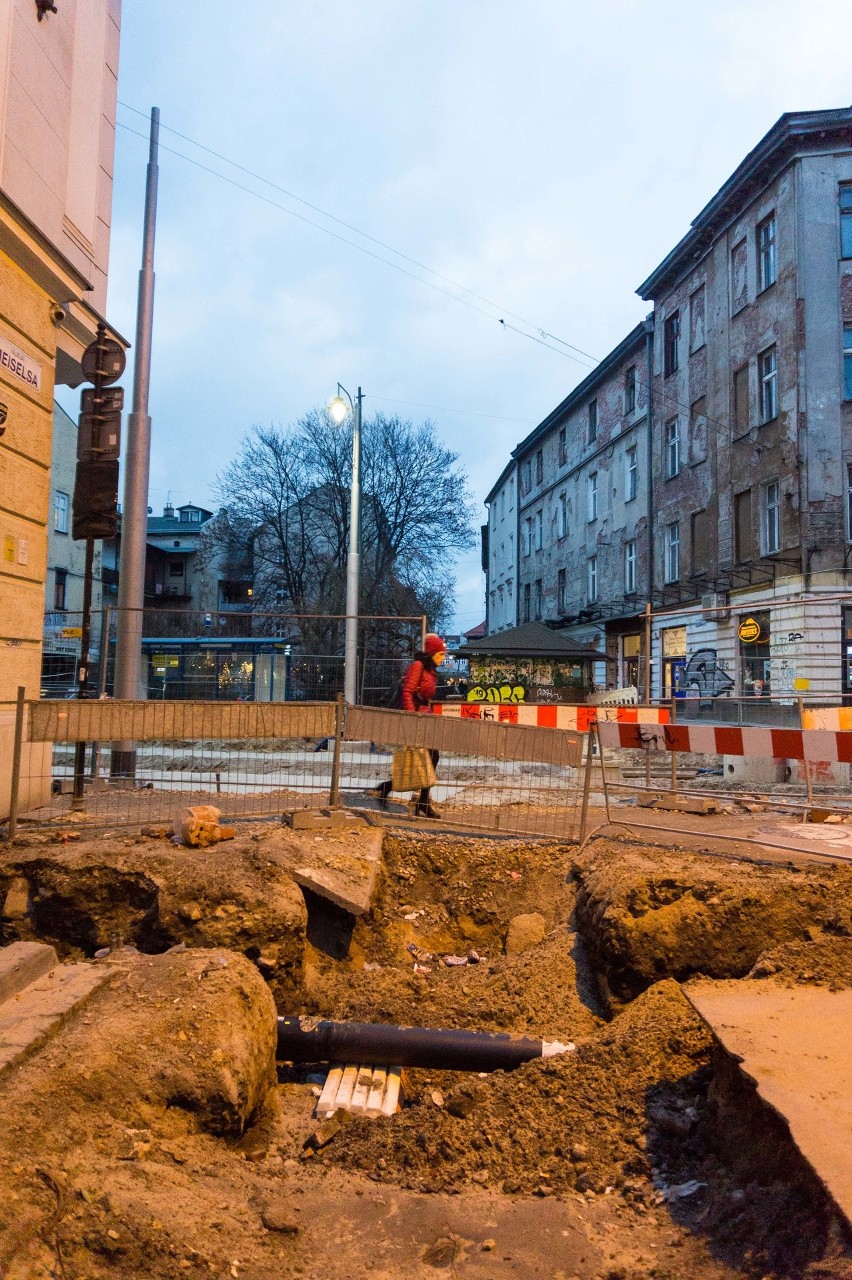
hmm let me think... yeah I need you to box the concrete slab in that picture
[684,979,852,1227]
[269,826,383,916]
[0,963,110,1075]
[0,942,57,1004]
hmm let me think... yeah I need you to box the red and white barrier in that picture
[432,702,669,732]
[597,719,852,763]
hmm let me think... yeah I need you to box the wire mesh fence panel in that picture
[342,707,586,839]
[15,700,337,831]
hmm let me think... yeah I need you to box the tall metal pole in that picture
[112,107,159,776]
[344,387,362,705]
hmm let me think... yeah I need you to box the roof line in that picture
[511,322,647,460]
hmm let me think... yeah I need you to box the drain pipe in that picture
[277,1016,574,1072]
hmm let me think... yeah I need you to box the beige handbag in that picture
[391,746,437,792]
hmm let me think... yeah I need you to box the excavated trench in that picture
[2,826,851,1276]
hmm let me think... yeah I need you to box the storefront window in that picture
[622,633,641,688]
[661,626,687,697]
[739,611,771,696]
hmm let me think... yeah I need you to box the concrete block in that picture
[285,810,332,831]
[2,877,30,920]
[0,941,57,1005]
[0,962,109,1076]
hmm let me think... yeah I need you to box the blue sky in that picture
[63,0,851,633]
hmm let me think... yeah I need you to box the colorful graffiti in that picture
[467,684,526,704]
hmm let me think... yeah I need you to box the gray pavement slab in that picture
[269,825,383,916]
[684,979,852,1227]
[0,962,110,1076]
[0,941,57,1004]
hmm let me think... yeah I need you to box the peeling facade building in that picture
[487,108,852,703]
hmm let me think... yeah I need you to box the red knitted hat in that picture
[423,633,446,655]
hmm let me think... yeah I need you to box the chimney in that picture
[164,501,175,518]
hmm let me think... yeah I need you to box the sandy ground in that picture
[0,825,850,1278]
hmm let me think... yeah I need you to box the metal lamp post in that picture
[327,384,362,705]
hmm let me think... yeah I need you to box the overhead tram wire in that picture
[115,111,744,450]
[117,99,600,370]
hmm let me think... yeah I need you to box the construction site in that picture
[0,691,851,1280]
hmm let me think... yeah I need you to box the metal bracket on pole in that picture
[7,686,25,842]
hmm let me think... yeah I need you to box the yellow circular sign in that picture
[738,617,761,643]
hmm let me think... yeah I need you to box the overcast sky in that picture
[64,0,851,633]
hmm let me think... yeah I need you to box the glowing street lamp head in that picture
[327,394,350,424]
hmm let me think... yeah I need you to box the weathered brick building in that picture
[487,107,852,702]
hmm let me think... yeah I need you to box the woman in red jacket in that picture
[375,632,446,818]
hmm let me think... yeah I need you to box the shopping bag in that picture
[391,746,437,791]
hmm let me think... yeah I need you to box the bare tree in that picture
[215,409,476,653]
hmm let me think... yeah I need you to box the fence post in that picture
[7,686,25,842]
[329,694,345,808]
[595,721,612,824]
[798,696,813,822]
[578,722,596,843]
[670,696,677,793]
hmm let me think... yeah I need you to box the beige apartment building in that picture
[0,0,123,813]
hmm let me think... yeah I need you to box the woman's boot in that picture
[414,788,440,819]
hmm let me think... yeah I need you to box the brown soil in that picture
[749,935,852,989]
[1,824,851,1278]
[571,838,852,1002]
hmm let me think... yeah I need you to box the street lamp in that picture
[327,383,362,704]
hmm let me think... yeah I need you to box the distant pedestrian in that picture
[373,633,447,818]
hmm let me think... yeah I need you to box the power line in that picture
[117,100,600,368]
[115,112,743,451]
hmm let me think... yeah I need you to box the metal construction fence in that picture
[5,696,586,841]
[42,608,430,705]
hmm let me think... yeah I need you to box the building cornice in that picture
[637,107,852,300]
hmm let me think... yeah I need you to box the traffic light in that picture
[72,333,126,541]
[72,458,119,540]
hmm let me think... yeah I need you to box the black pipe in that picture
[277,1016,556,1073]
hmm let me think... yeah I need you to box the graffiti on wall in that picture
[680,649,734,704]
[467,683,526,704]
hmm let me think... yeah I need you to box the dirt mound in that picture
[319,980,713,1195]
[1,834,308,1002]
[306,930,602,1042]
[571,840,852,1001]
[749,936,852,989]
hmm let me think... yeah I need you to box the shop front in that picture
[738,611,771,696]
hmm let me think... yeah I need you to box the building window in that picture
[624,365,637,414]
[625,447,637,501]
[689,284,706,352]
[54,490,69,534]
[54,568,67,611]
[756,213,777,291]
[587,472,598,522]
[587,399,598,444]
[731,238,748,313]
[663,311,680,376]
[523,582,531,622]
[587,556,597,604]
[169,561,184,577]
[689,396,707,464]
[840,185,852,258]
[624,539,637,594]
[847,464,852,542]
[523,518,532,557]
[558,492,568,539]
[758,346,778,423]
[557,568,567,614]
[535,449,543,485]
[500,489,505,518]
[844,325,852,400]
[534,509,543,551]
[534,578,543,621]
[558,425,567,466]
[691,509,710,575]
[734,365,750,435]
[521,459,532,493]
[665,418,680,479]
[735,489,753,563]
[762,480,781,554]
[664,521,680,583]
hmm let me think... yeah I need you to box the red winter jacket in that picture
[400,658,438,712]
